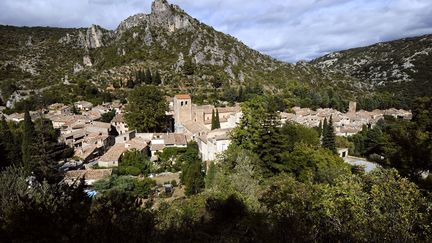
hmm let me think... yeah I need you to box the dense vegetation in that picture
[1,95,432,241]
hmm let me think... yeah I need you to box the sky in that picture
[1,0,432,62]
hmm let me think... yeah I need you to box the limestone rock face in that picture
[83,55,93,67]
[116,0,193,35]
[86,25,104,49]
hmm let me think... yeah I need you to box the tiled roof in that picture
[65,169,112,181]
[99,144,127,162]
[182,120,210,134]
[112,113,125,123]
[174,94,191,100]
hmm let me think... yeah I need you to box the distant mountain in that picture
[311,35,432,99]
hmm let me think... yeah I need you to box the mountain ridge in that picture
[0,0,430,110]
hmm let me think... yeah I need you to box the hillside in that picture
[1,0,430,111]
[0,0,356,108]
[312,35,432,100]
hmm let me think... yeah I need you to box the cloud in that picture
[1,0,432,62]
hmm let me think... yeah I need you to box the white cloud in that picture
[0,0,432,62]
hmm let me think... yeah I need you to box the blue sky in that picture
[1,0,432,62]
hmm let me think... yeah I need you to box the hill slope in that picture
[0,1,346,92]
[311,35,432,99]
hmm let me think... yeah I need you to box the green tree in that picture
[180,142,204,196]
[279,144,350,183]
[215,109,221,129]
[21,110,34,170]
[145,68,152,84]
[205,162,217,189]
[183,160,204,196]
[280,122,320,152]
[316,120,323,137]
[125,85,168,132]
[183,57,195,75]
[152,70,162,86]
[100,110,116,123]
[322,116,336,154]
[211,109,216,130]
[119,149,152,176]
[0,116,17,169]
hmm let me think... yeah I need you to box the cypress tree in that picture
[238,86,244,102]
[22,110,35,169]
[126,79,135,89]
[322,118,328,138]
[317,120,323,137]
[205,162,217,189]
[0,116,18,167]
[153,70,162,85]
[215,109,221,129]
[322,115,337,154]
[145,68,152,84]
[211,109,216,130]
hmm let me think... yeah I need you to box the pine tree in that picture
[215,109,221,129]
[145,68,152,84]
[22,110,35,170]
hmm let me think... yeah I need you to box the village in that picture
[0,96,412,197]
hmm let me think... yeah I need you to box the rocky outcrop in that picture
[116,0,194,36]
[86,25,104,48]
[83,55,93,67]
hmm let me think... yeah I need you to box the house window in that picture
[181,101,184,106]
[185,101,188,105]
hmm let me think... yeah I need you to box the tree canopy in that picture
[125,85,168,133]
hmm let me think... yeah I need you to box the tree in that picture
[322,116,336,154]
[316,120,323,137]
[125,85,168,133]
[126,78,135,89]
[180,142,204,196]
[205,162,217,189]
[280,122,320,152]
[145,68,152,84]
[100,110,116,123]
[119,149,152,176]
[215,109,221,129]
[231,97,284,175]
[21,110,34,170]
[183,57,195,75]
[183,159,204,196]
[152,70,162,86]
[279,144,350,183]
[211,109,216,130]
[322,118,328,138]
[238,86,244,102]
[0,116,17,169]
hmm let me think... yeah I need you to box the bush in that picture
[119,166,141,176]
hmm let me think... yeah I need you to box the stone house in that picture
[74,101,94,111]
[111,113,129,135]
[197,128,232,162]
